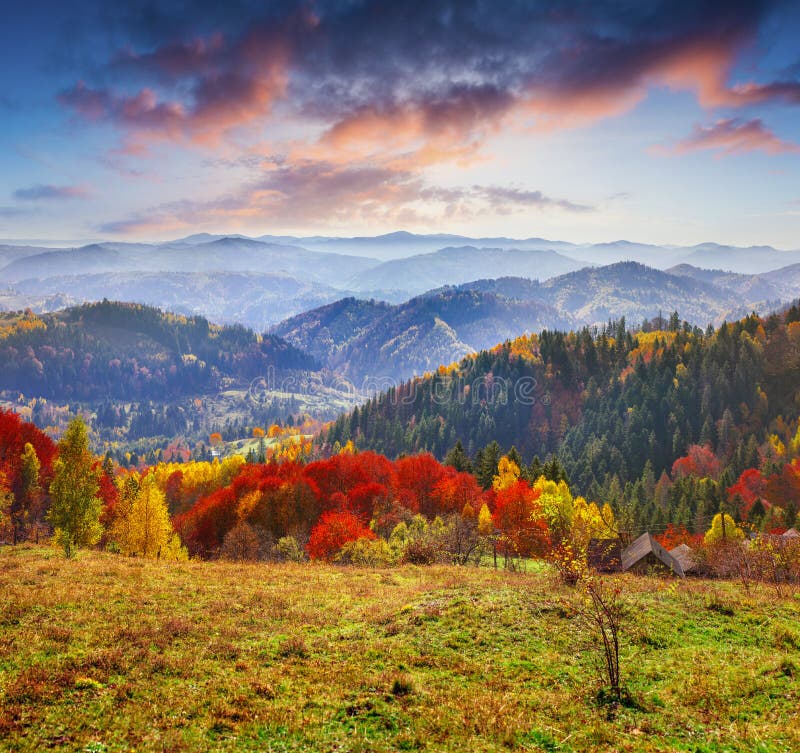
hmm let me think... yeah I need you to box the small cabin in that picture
[622,533,685,578]
[668,543,698,575]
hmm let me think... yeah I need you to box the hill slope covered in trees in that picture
[0,301,317,401]
[325,303,800,535]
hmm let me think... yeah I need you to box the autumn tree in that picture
[0,472,12,541]
[112,474,187,560]
[8,442,41,543]
[47,418,103,557]
[307,510,375,560]
[492,455,521,491]
[492,480,548,561]
[704,512,745,545]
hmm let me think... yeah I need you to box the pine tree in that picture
[477,441,501,489]
[444,440,472,473]
[48,418,103,557]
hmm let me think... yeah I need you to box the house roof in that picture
[622,532,685,578]
[668,543,697,573]
[782,528,799,540]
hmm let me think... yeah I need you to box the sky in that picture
[0,0,799,247]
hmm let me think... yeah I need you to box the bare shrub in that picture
[569,576,630,705]
[221,522,262,562]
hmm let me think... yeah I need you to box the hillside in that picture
[325,303,800,524]
[277,261,792,383]
[275,290,571,382]
[4,548,797,752]
[667,264,784,304]
[0,301,316,401]
[536,261,749,325]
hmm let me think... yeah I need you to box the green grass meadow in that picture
[1,546,799,752]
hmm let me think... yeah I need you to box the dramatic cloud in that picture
[13,184,90,200]
[98,159,591,236]
[43,1,800,237]
[663,118,800,156]
[59,1,800,152]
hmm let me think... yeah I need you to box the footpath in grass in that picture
[1,546,799,752]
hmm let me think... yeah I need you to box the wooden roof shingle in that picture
[622,533,685,578]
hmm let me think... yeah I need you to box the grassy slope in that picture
[1,548,799,752]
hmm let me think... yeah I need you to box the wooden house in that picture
[668,543,698,575]
[621,533,685,578]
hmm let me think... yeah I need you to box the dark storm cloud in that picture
[58,0,798,146]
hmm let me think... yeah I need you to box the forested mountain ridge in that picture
[0,301,317,401]
[324,302,800,532]
[277,261,794,383]
[274,289,571,382]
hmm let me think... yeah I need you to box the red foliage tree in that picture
[307,510,375,560]
[431,469,484,514]
[492,481,548,557]
[395,453,447,516]
[727,468,767,519]
[764,462,800,518]
[347,482,389,522]
[671,444,721,481]
[655,523,701,550]
[0,409,57,495]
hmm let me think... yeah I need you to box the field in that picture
[1,548,799,752]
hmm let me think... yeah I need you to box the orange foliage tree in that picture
[307,510,375,560]
[492,480,548,558]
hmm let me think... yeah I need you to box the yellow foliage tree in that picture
[533,477,574,541]
[477,503,493,536]
[790,424,800,458]
[571,497,617,551]
[703,513,745,546]
[492,456,521,491]
[112,474,187,560]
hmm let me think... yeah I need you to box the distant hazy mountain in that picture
[674,244,800,274]
[275,260,799,382]
[255,230,579,261]
[274,289,571,382]
[0,237,378,288]
[346,246,585,296]
[759,263,800,301]
[535,261,750,325]
[4,233,800,338]
[12,272,345,332]
[666,264,784,306]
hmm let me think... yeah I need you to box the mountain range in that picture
[3,233,800,334]
[274,261,789,382]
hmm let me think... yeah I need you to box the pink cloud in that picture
[661,118,800,157]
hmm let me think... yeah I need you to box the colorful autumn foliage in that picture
[491,480,548,557]
[307,510,375,560]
